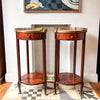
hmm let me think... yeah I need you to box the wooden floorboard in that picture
[0,82,100,99]
[0,82,12,100]
[90,82,100,98]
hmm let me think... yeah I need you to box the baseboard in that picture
[5,73,98,82]
[84,73,98,82]
[5,73,18,82]
[0,75,5,84]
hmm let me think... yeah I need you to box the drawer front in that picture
[56,33,84,40]
[17,33,46,40]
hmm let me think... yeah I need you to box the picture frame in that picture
[24,0,80,12]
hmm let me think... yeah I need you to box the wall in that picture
[2,0,100,82]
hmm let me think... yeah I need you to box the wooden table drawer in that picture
[17,33,46,40]
[56,33,84,40]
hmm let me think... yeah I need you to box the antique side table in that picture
[15,27,47,95]
[54,27,87,94]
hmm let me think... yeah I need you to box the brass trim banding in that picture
[15,27,47,33]
[56,27,87,33]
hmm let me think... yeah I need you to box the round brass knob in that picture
[27,36,30,38]
[70,36,74,38]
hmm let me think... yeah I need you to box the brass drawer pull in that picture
[70,36,74,38]
[27,36,30,38]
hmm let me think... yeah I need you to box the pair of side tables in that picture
[15,27,87,95]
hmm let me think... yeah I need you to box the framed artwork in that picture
[24,0,80,12]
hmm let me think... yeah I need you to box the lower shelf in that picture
[57,73,82,85]
[21,73,44,85]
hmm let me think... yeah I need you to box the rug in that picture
[2,74,99,100]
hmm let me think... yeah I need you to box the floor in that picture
[90,82,100,98]
[0,82,100,99]
[0,82,12,100]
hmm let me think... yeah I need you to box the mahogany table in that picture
[15,27,47,95]
[54,27,87,94]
